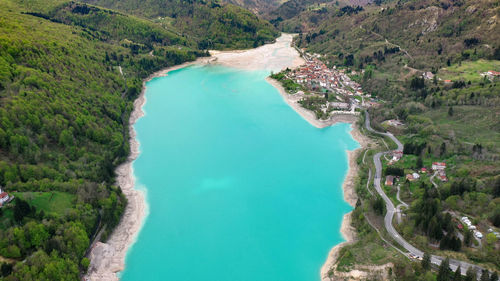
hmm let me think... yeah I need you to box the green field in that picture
[422,106,500,153]
[438,59,500,83]
[12,191,75,215]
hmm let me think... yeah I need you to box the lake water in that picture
[121,65,359,281]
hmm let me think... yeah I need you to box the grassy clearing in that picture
[438,59,500,83]
[335,225,406,272]
[13,191,75,215]
[422,106,500,153]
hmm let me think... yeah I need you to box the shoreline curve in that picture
[84,33,365,281]
[264,77,371,281]
[83,58,212,281]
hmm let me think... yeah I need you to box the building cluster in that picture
[487,228,500,239]
[404,162,448,182]
[406,172,421,182]
[388,150,403,165]
[386,119,404,127]
[432,162,448,182]
[461,216,483,239]
[286,57,377,114]
[480,70,500,81]
[290,58,364,97]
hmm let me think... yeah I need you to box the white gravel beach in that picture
[83,59,211,281]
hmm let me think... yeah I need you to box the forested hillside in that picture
[0,0,277,279]
[292,0,500,157]
[223,0,283,15]
[265,0,373,28]
[82,0,280,49]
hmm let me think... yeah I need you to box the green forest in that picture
[82,0,280,49]
[0,0,278,279]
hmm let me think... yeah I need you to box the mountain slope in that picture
[272,0,500,274]
[81,0,280,49]
[0,0,280,278]
[222,0,283,15]
[265,0,374,29]
[291,0,500,97]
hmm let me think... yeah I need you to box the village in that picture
[383,150,500,248]
[275,53,381,120]
[272,49,500,264]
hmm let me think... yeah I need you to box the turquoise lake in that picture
[121,65,359,281]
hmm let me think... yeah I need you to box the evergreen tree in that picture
[490,271,499,281]
[448,106,454,116]
[480,269,490,281]
[421,252,431,271]
[437,257,451,281]
[13,198,32,222]
[416,156,423,169]
[464,230,473,247]
[453,266,462,281]
[355,198,361,208]
[465,267,476,281]
[440,142,447,156]
[0,263,12,277]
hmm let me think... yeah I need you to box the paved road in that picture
[364,111,484,275]
[395,185,408,224]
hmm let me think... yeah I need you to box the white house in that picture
[423,72,434,80]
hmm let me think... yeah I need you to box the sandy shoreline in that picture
[210,33,304,72]
[319,142,368,281]
[83,58,212,281]
[84,34,303,280]
[84,33,366,281]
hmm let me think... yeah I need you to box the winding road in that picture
[363,111,484,275]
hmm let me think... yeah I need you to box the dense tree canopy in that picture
[0,0,278,279]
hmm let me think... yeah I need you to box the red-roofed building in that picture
[439,175,448,182]
[385,176,394,186]
[432,162,446,171]
[0,192,9,205]
[406,174,415,181]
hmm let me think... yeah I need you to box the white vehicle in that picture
[469,225,476,230]
[461,216,468,222]
[474,231,483,239]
